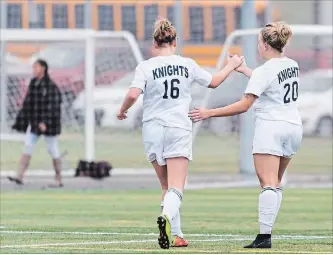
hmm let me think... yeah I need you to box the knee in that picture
[258,177,277,189]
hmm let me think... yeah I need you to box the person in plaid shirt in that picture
[8,59,63,187]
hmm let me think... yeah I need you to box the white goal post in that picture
[193,25,332,175]
[0,29,144,162]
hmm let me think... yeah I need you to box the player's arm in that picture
[233,55,253,78]
[189,67,268,121]
[209,55,244,88]
[119,88,142,114]
[117,65,146,120]
[189,94,257,121]
[237,66,253,78]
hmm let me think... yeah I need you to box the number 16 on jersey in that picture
[163,79,180,99]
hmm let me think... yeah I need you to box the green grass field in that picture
[0,189,332,253]
[0,131,332,173]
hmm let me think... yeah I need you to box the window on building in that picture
[52,4,68,28]
[75,4,84,28]
[7,4,22,28]
[212,6,226,42]
[121,5,137,38]
[189,7,204,43]
[98,5,114,30]
[167,6,174,24]
[144,4,158,40]
[29,4,46,28]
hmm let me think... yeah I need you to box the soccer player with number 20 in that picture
[117,18,243,249]
[189,22,303,248]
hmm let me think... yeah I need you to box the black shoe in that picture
[244,234,272,248]
[157,215,171,249]
[7,176,23,185]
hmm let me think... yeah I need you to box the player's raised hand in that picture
[227,54,244,69]
[188,107,211,123]
[117,110,127,120]
[235,56,247,73]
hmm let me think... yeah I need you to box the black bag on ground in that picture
[75,160,112,179]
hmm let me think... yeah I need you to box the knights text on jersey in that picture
[244,57,302,126]
[130,55,213,131]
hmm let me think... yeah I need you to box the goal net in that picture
[192,25,332,177]
[0,26,331,178]
[0,29,143,171]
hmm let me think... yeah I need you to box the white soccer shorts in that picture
[142,120,192,166]
[23,130,60,159]
[253,118,303,158]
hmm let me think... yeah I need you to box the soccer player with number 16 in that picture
[117,18,244,249]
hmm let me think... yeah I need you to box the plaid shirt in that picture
[13,77,62,136]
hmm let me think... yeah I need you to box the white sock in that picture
[162,188,183,222]
[259,187,278,234]
[272,187,283,224]
[161,201,183,237]
[171,209,183,238]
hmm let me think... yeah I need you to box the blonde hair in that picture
[261,21,292,53]
[153,17,177,47]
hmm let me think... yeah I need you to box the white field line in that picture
[0,238,251,249]
[1,230,331,240]
[0,230,242,237]
[0,239,156,249]
[1,235,332,249]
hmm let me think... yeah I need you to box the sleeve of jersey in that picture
[129,65,147,92]
[244,67,269,97]
[189,59,212,87]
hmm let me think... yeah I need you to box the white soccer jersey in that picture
[245,57,302,126]
[130,55,212,131]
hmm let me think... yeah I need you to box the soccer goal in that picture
[192,25,332,178]
[0,29,144,171]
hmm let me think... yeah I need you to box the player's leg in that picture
[158,157,188,249]
[256,154,280,233]
[152,160,168,203]
[152,160,188,247]
[44,135,63,187]
[273,124,302,226]
[141,121,172,249]
[157,127,191,249]
[244,154,280,249]
[7,131,38,184]
[244,119,281,249]
[152,160,168,219]
[272,157,291,224]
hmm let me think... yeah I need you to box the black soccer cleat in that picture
[157,215,171,249]
[244,234,272,248]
